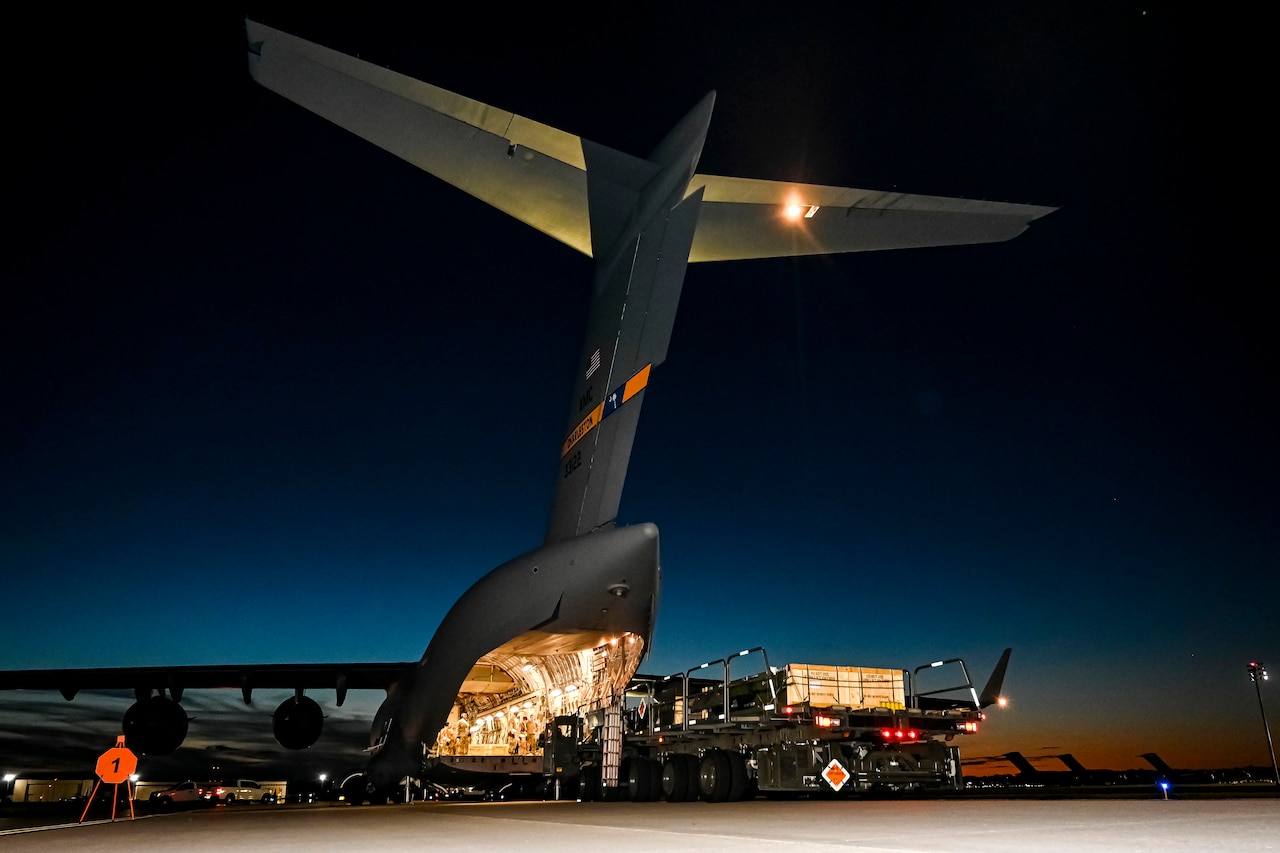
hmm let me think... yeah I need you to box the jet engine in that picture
[122,695,189,755]
[273,694,324,749]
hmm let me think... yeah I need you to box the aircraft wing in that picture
[246,20,594,257]
[0,662,413,704]
[245,20,1054,265]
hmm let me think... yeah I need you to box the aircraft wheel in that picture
[340,775,368,805]
[371,786,399,804]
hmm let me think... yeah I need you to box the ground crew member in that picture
[455,718,471,755]
[523,714,539,754]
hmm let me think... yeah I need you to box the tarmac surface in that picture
[3,796,1280,852]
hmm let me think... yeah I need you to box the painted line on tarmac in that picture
[1,814,160,836]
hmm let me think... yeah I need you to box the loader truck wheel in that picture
[625,756,662,801]
[725,750,749,802]
[662,753,698,802]
[698,749,732,802]
[576,766,601,802]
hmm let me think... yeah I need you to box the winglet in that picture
[978,647,1011,708]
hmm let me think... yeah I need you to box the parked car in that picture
[148,781,209,807]
[205,779,277,804]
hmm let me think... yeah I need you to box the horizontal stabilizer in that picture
[245,21,1055,266]
[687,178,1053,261]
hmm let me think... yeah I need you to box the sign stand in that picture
[80,735,138,823]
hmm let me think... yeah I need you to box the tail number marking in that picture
[563,451,582,478]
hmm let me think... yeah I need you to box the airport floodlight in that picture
[1246,661,1279,785]
[2,774,14,782]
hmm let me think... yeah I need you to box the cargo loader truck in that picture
[544,646,1011,801]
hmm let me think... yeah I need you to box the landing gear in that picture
[340,774,379,805]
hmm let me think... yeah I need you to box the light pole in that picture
[1247,662,1280,785]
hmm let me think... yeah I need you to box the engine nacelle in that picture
[122,695,189,755]
[273,695,324,749]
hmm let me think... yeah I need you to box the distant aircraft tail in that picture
[1141,752,1174,774]
[1003,751,1038,775]
[1057,753,1088,774]
[978,647,1012,708]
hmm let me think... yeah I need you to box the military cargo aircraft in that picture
[0,19,1053,797]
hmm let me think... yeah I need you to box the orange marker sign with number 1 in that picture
[95,735,137,784]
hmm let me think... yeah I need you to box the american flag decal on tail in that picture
[585,348,601,380]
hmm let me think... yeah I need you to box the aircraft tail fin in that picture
[1057,753,1087,774]
[1141,752,1174,774]
[1003,751,1038,775]
[978,647,1012,708]
[542,96,713,543]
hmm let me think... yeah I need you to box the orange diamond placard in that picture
[821,758,849,792]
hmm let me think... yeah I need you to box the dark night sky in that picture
[3,5,1274,782]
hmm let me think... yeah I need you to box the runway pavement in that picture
[3,797,1279,852]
